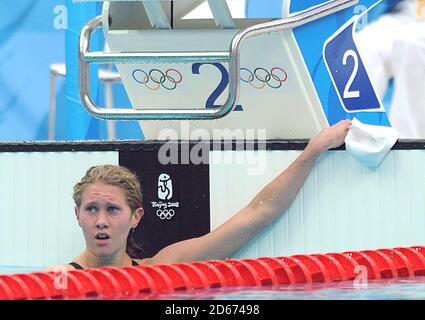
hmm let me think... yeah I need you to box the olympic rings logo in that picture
[132,68,183,91]
[156,209,175,220]
[132,66,287,91]
[240,67,288,89]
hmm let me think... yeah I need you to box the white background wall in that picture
[0,151,118,270]
[210,149,425,258]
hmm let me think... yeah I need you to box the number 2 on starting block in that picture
[323,17,383,113]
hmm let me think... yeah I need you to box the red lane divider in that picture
[207,260,245,287]
[155,264,193,291]
[344,251,381,279]
[0,277,15,300]
[1,245,425,300]
[240,259,277,286]
[394,247,425,276]
[69,270,103,298]
[327,253,357,280]
[188,262,225,288]
[257,257,296,284]
[291,255,328,283]
[0,275,33,299]
[310,254,343,282]
[172,263,210,289]
[377,249,413,278]
[226,259,261,287]
[120,266,156,294]
[276,256,312,283]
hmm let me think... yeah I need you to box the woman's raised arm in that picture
[147,120,351,265]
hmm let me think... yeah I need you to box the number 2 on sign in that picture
[192,63,243,111]
[343,49,360,99]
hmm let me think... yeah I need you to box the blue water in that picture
[149,277,425,300]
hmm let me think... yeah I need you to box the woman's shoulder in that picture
[43,264,76,273]
[132,258,154,266]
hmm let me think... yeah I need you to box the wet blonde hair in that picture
[73,165,144,258]
[73,165,143,211]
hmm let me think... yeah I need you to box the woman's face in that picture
[75,183,143,258]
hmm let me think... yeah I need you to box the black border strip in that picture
[0,140,423,152]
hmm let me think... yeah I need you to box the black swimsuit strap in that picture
[69,260,139,269]
[68,262,84,270]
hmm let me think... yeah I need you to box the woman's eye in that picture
[108,207,120,214]
[86,206,97,213]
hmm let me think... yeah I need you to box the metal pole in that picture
[48,70,56,141]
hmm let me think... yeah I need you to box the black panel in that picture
[0,139,424,152]
[119,146,210,258]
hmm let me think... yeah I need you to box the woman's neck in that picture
[75,249,133,269]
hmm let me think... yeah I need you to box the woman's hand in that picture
[306,120,352,156]
[146,119,353,265]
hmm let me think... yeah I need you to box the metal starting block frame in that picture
[78,0,358,121]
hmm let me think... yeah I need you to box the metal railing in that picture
[78,0,358,121]
[50,63,121,140]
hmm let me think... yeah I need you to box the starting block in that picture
[77,0,391,140]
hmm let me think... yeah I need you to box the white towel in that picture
[344,118,399,167]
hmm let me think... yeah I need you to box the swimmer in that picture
[45,120,351,271]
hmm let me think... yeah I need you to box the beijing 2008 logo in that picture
[150,173,180,220]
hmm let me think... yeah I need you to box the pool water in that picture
[146,277,425,300]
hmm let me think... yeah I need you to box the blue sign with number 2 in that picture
[323,17,383,113]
